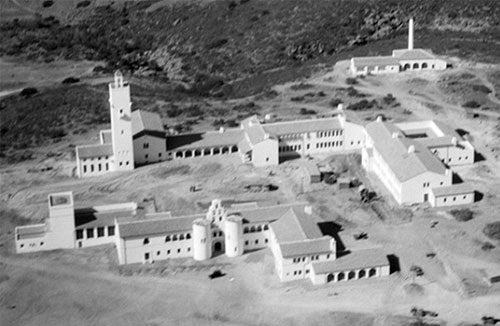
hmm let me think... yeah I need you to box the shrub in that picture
[290,96,304,102]
[483,222,500,240]
[481,242,495,251]
[76,0,91,8]
[19,87,38,97]
[402,109,412,115]
[347,99,377,111]
[228,1,237,10]
[472,84,492,94]
[290,83,314,91]
[226,119,238,127]
[347,86,359,97]
[42,0,54,8]
[450,208,474,222]
[185,105,203,117]
[330,98,343,107]
[345,77,358,85]
[62,77,80,84]
[383,93,396,105]
[166,106,183,118]
[463,100,481,109]
[299,108,316,115]
[317,91,326,97]
[206,38,228,50]
[212,119,225,127]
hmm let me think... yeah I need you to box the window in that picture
[213,232,217,237]
[143,238,150,245]
[98,163,102,171]
[83,165,87,173]
[463,195,466,199]
[165,235,171,242]
[76,229,83,240]
[443,198,447,202]
[177,248,181,253]
[105,163,109,171]
[87,228,94,238]
[145,154,149,159]
[121,130,124,134]
[119,162,123,166]
[245,241,249,245]
[167,250,171,254]
[453,197,456,201]
[157,251,161,256]
[126,161,129,165]
[91,165,94,172]
[179,234,185,240]
[108,226,115,236]
[40,242,44,246]
[143,143,149,149]
[265,239,268,244]
[186,233,191,239]
[172,235,178,241]
[187,247,191,252]
[159,152,162,157]
[97,227,104,237]
[255,240,259,244]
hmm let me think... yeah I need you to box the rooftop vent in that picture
[219,127,225,133]
[304,206,312,215]
[408,145,415,153]
[451,136,457,146]
[392,132,400,139]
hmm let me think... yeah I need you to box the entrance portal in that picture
[214,241,222,252]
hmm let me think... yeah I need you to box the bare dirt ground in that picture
[1,55,500,325]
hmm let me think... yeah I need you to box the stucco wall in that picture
[252,138,278,167]
[133,135,167,165]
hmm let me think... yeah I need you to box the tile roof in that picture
[311,248,388,274]
[241,116,269,145]
[118,213,203,238]
[263,117,343,136]
[279,237,333,258]
[351,56,400,68]
[365,121,446,182]
[167,129,244,151]
[270,207,323,243]
[392,48,436,60]
[76,144,113,159]
[131,110,165,136]
[431,183,475,197]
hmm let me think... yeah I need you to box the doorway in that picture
[424,194,428,202]
[214,241,222,252]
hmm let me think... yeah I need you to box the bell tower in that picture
[109,71,134,171]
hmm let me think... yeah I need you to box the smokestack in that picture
[408,18,414,50]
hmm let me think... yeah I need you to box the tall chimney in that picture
[408,18,414,50]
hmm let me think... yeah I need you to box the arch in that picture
[263,224,269,230]
[327,273,335,283]
[337,272,345,281]
[172,234,178,241]
[250,226,256,233]
[143,238,149,245]
[165,235,171,242]
[214,241,222,252]
[221,147,228,154]
[179,234,185,240]
[244,227,249,234]
[175,151,183,158]
[348,271,356,280]
[194,149,201,157]
[185,150,192,158]
[203,148,211,156]
[403,63,411,70]
[231,145,238,153]
[412,63,419,69]
[422,62,428,69]
[368,268,377,277]
[358,269,366,278]
[213,148,220,155]
[257,225,262,232]
[186,233,191,239]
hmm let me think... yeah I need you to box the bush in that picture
[483,222,500,240]
[166,106,183,118]
[62,77,80,84]
[330,98,343,107]
[450,208,474,221]
[290,96,304,102]
[481,242,495,251]
[345,77,358,85]
[463,100,481,109]
[472,84,492,94]
[347,99,377,111]
[206,38,228,50]
[19,87,38,97]
[42,0,54,8]
[290,83,314,91]
[383,93,396,105]
[299,108,316,115]
[76,0,91,8]
[185,104,203,117]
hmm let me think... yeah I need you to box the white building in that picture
[362,117,475,207]
[15,194,390,285]
[350,18,447,76]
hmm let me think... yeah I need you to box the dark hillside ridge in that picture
[1,0,499,98]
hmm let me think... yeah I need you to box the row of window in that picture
[19,241,44,249]
[82,156,109,162]
[292,254,330,263]
[83,162,109,174]
[76,226,115,240]
[144,153,162,160]
[144,233,192,245]
[442,195,468,203]
[316,141,343,149]
[244,238,268,246]
[292,269,310,276]
[317,130,342,138]
[118,161,130,167]
[279,145,301,153]
[145,247,192,260]
[243,224,269,234]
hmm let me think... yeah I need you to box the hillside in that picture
[1,0,499,97]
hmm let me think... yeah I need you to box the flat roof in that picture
[431,183,475,197]
[76,144,113,159]
[16,224,47,240]
[263,117,343,136]
[311,248,388,274]
[166,129,244,151]
[74,206,136,230]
